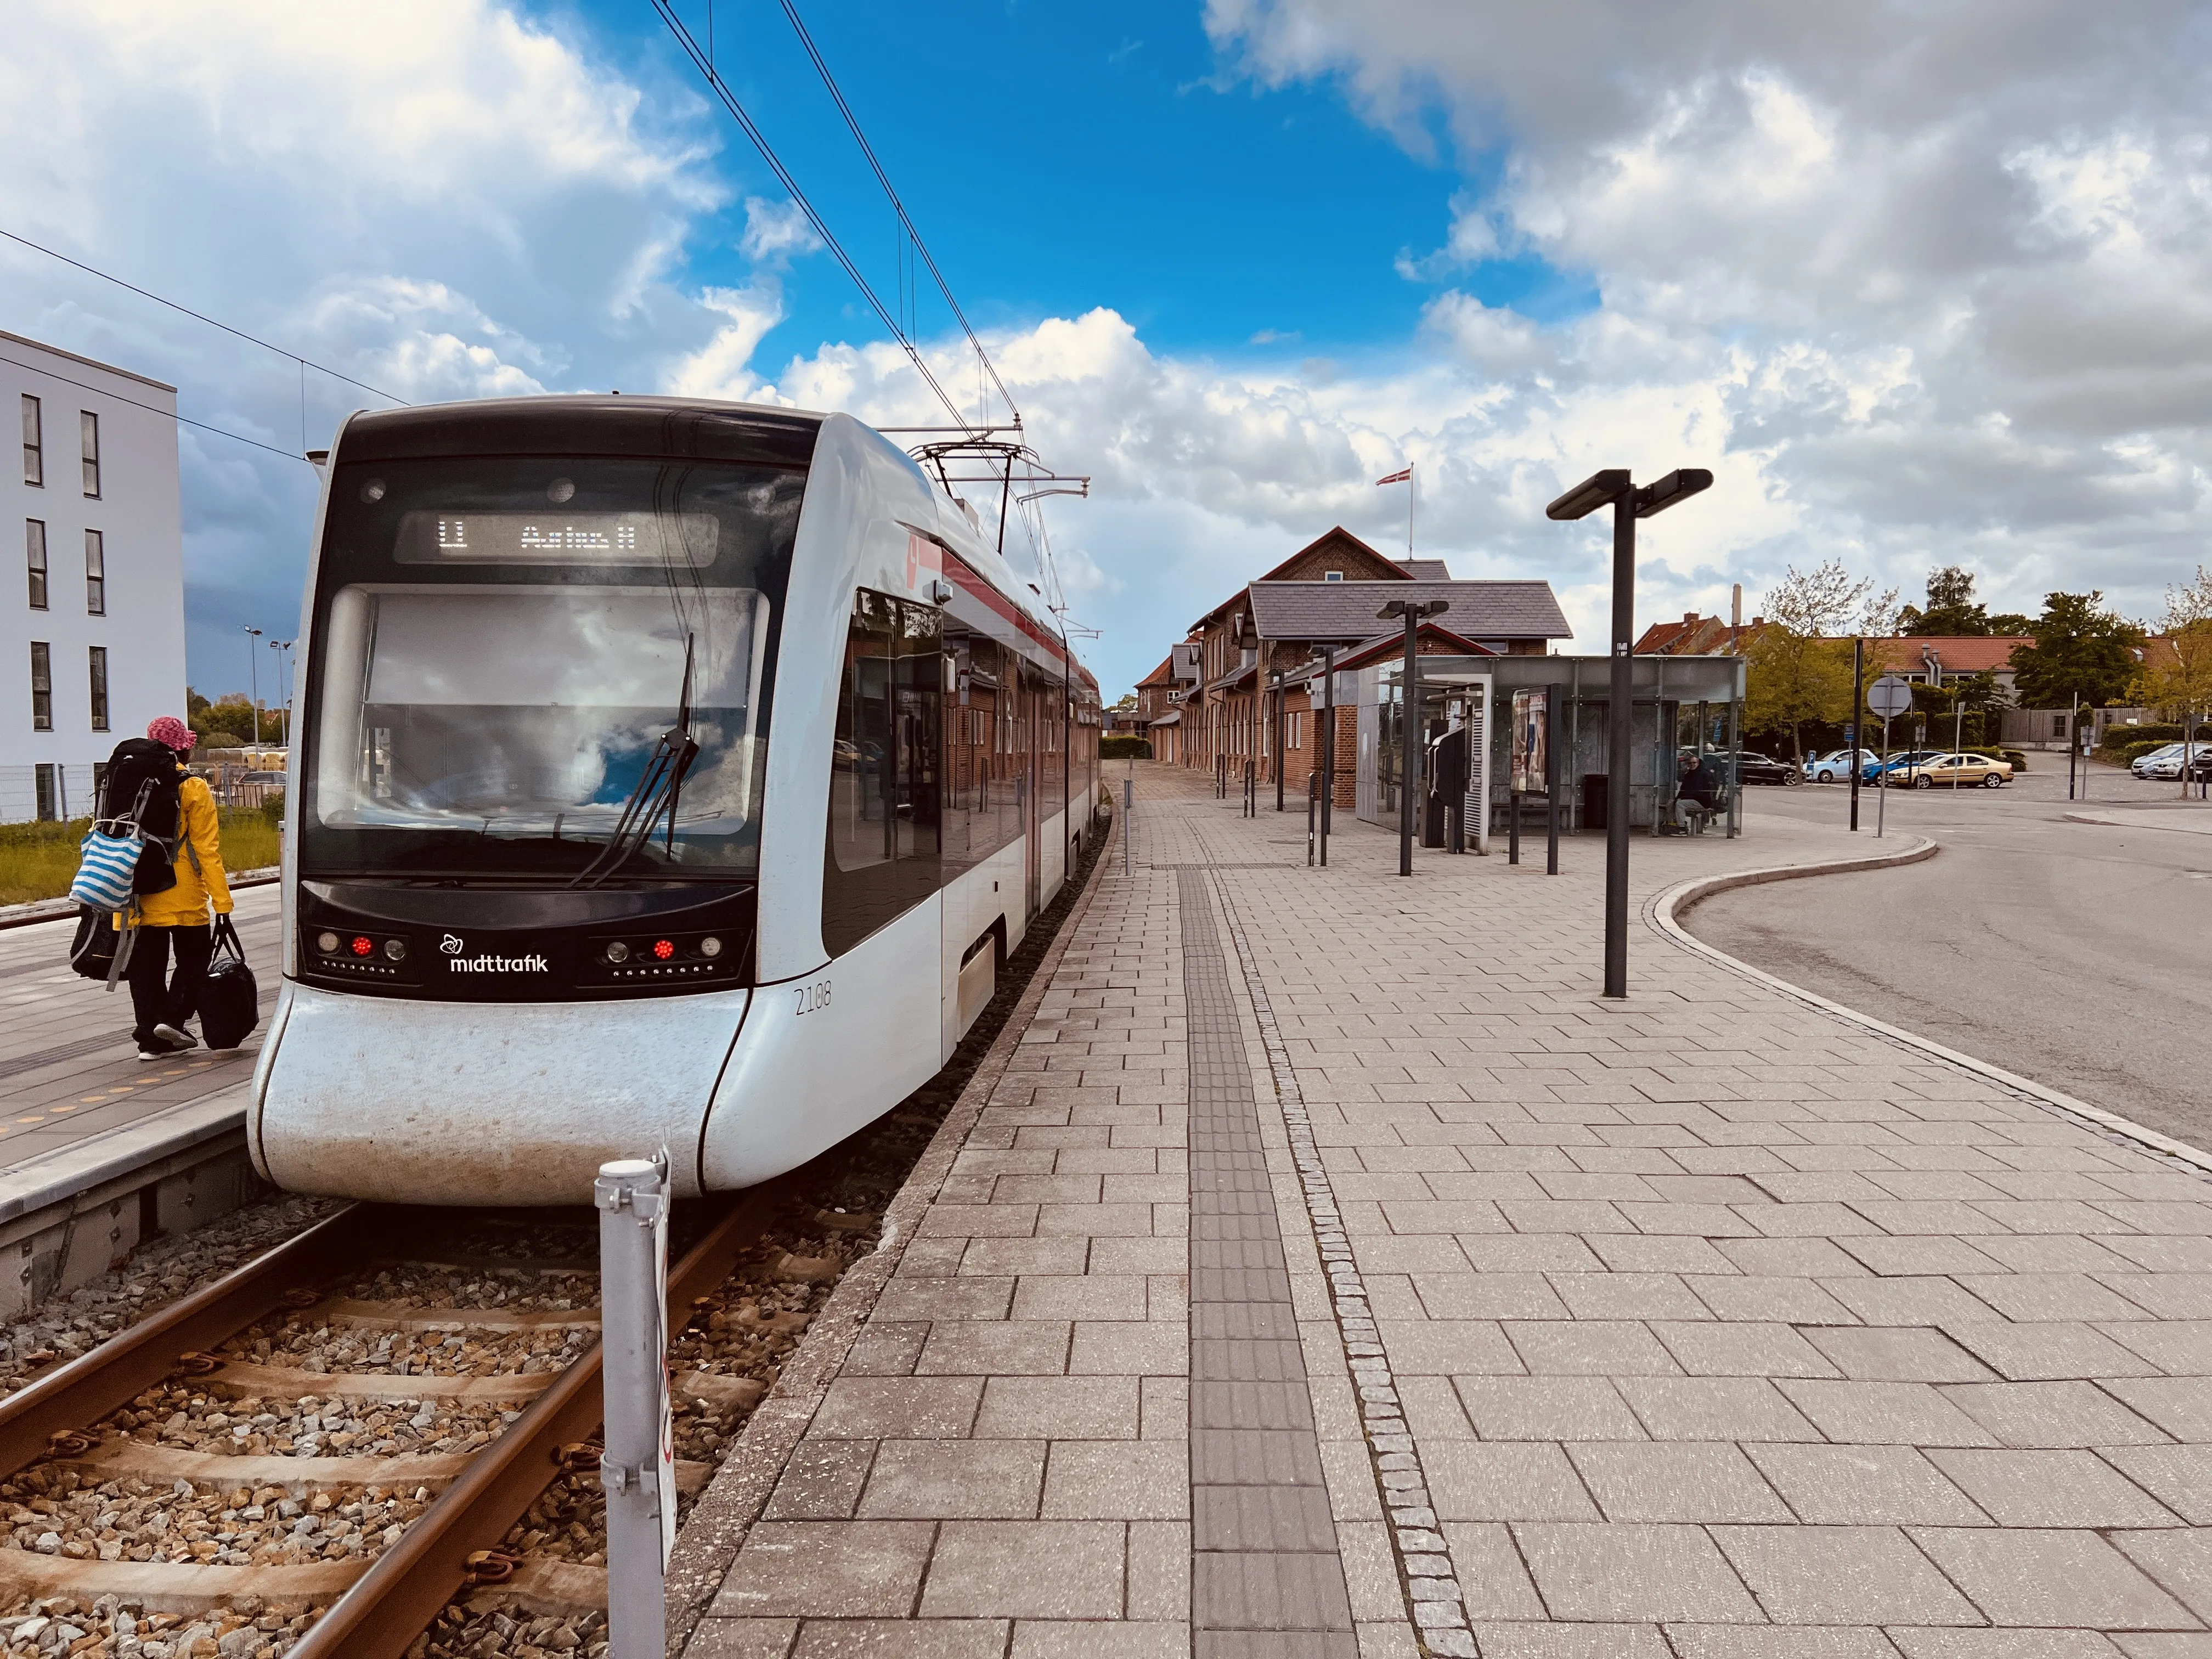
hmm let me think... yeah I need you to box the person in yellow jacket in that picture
[123,716,235,1059]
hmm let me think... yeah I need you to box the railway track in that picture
[0,1189,793,1658]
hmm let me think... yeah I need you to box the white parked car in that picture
[1802,748,1879,783]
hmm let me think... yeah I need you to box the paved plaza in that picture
[683,761,2212,1658]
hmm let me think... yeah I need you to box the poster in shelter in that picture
[1510,689,1548,794]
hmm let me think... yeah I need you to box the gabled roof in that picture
[1135,654,1178,689]
[1635,612,1767,656]
[1245,580,1573,644]
[1397,558,1452,579]
[1868,636,2032,675]
[1254,526,1415,585]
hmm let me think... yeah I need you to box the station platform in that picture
[0,883,279,1182]
[671,761,2212,1659]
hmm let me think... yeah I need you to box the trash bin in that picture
[1581,774,1609,832]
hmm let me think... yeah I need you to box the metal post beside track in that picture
[1123,776,1132,874]
[597,1155,674,1659]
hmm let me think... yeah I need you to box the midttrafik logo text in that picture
[447,952,549,973]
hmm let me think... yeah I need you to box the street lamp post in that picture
[243,626,264,747]
[1379,599,1450,877]
[1546,467,1713,998]
[270,639,294,745]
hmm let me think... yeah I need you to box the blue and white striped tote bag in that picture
[70,825,145,913]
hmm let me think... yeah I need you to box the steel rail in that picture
[0,1203,379,1477]
[286,1185,779,1658]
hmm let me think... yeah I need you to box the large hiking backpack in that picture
[98,739,187,894]
[66,739,189,989]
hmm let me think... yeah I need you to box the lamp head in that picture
[1419,599,1451,619]
[1545,469,1632,521]
[1378,600,1409,620]
[1632,468,1714,519]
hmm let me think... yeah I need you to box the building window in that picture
[88,646,109,731]
[20,395,41,487]
[26,520,47,610]
[30,641,53,731]
[80,411,100,498]
[1324,570,1344,581]
[84,530,105,615]
[2052,714,2066,737]
[34,764,58,822]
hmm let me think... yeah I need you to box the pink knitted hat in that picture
[147,716,198,753]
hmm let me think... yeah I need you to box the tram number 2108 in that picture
[794,980,833,1017]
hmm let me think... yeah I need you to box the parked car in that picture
[1735,753,1801,787]
[2132,743,2190,778]
[1895,753,2013,789]
[1802,748,1878,783]
[1860,750,1942,783]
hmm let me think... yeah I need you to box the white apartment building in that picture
[1,330,185,822]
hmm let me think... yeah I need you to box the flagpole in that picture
[1408,462,1415,556]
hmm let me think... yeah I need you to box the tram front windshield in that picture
[303,456,802,881]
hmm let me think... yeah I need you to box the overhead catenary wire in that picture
[774,0,1019,431]
[649,0,982,436]
[0,227,410,409]
[0,350,317,466]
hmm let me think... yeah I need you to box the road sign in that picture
[1867,675,1915,718]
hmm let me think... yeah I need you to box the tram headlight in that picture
[316,930,341,954]
[699,935,723,959]
[383,938,408,962]
[605,941,630,963]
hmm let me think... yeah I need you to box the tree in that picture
[1899,566,1993,635]
[2010,592,2147,710]
[2132,567,2212,795]
[1745,562,1869,764]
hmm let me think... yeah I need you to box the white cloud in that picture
[1195,0,2212,672]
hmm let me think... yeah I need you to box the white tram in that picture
[250,397,1102,1205]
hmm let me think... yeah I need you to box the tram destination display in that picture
[394,509,719,565]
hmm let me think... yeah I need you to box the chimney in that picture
[1731,584,1743,629]
[1683,611,1699,626]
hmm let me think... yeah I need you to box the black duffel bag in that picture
[199,914,259,1050]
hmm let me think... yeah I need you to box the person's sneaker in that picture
[137,1041,179,1062]
[153,1023,198,1051]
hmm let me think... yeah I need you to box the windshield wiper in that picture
[569,634,700,889]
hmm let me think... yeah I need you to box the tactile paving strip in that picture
[1177,867,1358,1658]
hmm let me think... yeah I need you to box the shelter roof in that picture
[1321,624,1499,675]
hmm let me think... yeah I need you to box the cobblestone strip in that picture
[1177,867,1360,1659]
[1212,873,1477,1659]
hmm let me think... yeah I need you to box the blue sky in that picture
[4,0,2208,705]
[590,0,1592,370]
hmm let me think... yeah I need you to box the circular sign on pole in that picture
[1866,674,1915,719]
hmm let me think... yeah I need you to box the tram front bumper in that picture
[249,981,752,1206]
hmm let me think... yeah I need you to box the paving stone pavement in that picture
[688,763,2212,1658]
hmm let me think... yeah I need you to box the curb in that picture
[662,807,1123,1656]
[1648,839,2212,1179]
[2062,809,2212,837]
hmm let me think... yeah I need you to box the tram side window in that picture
[823,589,943,957]
[942,632,1020,871]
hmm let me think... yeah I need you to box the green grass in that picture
[0,810,281,907]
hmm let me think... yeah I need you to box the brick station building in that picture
[1163,527,1571,802]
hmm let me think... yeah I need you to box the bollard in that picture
[1508,791,1520,865]
[1122,776,1132,874]
[596,1154,674,1658]
[1306,772,1317,866]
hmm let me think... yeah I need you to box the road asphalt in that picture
[1687,759,2212,1151]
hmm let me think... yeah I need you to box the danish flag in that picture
[1375,466,1413,486]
